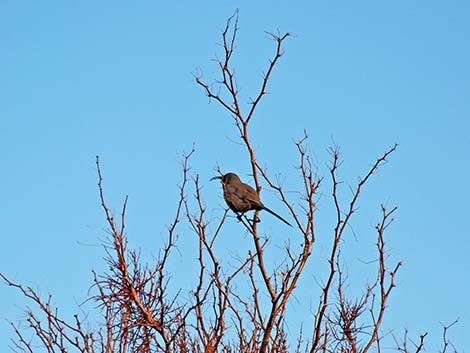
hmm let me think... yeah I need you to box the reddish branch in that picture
[310,144,398,353]
[196,12,306,353]
[96,156,170,348]
[0,272,96,352]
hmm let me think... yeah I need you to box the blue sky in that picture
[1,1,469,351]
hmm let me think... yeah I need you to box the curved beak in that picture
[210,176,222,181]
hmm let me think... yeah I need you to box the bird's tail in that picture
[263,207,292,227]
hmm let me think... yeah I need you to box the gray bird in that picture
[211,172,292,226]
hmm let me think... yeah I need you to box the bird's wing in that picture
[242,187,264,210]
[224,184,249,212]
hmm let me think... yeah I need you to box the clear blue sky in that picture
[1,1,469,351]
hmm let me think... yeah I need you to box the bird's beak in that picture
[210,176,222,181]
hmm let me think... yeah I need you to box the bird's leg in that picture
[235,212,255,233]
[237,212,255,226]
[237,213,260,225]
[237,212,252,226]
[237,212,261,227]
[244,214,254,226]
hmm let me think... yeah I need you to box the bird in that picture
[211,172,292,226]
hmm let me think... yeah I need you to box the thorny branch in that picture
[196,11,322,353]
[310,144,398,353]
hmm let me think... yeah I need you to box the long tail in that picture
[263,207,292,227]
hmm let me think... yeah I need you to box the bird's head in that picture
[210,172,241,185]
